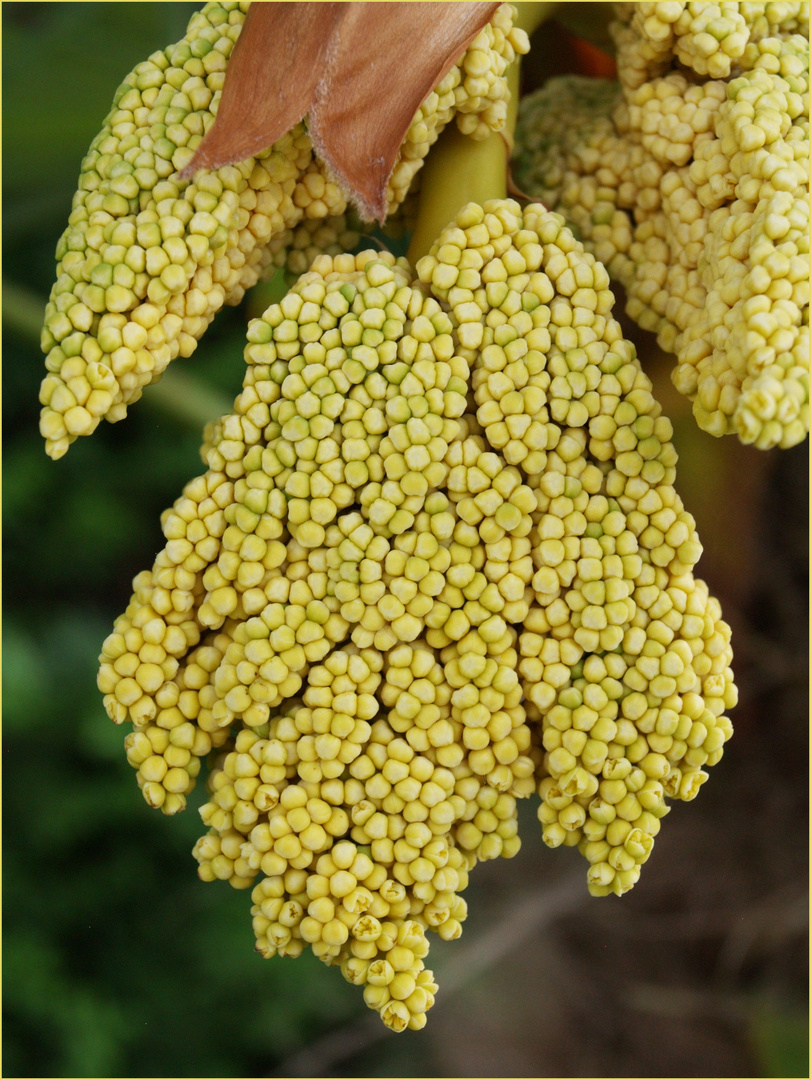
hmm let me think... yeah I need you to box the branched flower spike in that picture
[38,1,528,458]
[99,198,736,1029]
[41,0,740,1038]
[514,3,809,448]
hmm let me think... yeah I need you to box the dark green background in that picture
[3,5,808,1077]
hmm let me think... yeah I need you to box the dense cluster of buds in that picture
[38,0,528,459]
[98,199,735,1029]
[514,1,809,448]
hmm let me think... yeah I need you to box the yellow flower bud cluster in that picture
[39,0,528,460]
[99,200,734,1027]
[514,10,809,448]
[281,212,362,279]
[38,1,336,459]
[532,575,735,896]
[98,567,240,813]
[418,200,735,896]
[613,2,750,85]
[388,3,530,209]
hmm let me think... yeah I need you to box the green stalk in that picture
[407,1,557,263]
[146,368,233,431]
[513,1,560,37]
[406,127,508,263]
[3,278,48,345]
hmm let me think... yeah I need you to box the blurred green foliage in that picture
[752,1010,810,1079]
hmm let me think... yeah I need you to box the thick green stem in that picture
[513,1,559,37]
[406,126,509,263]
[407,1,557,263]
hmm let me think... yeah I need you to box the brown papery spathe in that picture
[181,1,500,222]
